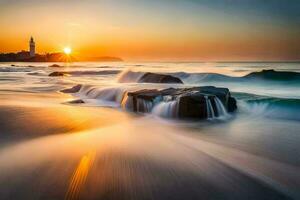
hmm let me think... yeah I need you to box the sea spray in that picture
[117,69,144,83]
[151,96,177,118]
[214,97,228,117]
[137,98,153,113]
[151,99,179,118]
[65,84,237,120]
[205,96,215,119]
[237,97,300,121]
[77,86,125,103]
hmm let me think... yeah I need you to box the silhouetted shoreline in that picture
[0,52,123,62]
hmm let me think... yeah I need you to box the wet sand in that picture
[0,98,299,200]
[0,62,300,200]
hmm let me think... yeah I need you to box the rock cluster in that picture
[61,73,237,120]
[123,86,236,119]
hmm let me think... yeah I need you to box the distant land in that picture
[77,56,124,62]
[0,51,123,62]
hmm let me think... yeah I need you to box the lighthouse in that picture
[29,37,35,57]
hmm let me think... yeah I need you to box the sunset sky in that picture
[0,0,299,61]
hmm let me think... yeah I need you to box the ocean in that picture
[0,61,299,199]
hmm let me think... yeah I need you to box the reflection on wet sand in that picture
[0,112,298,199]
[65,151,96,200]
[0,95,131,142]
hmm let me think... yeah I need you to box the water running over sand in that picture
[0,62,299,199]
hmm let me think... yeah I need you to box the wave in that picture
[61,82,300,121]
[118,69,300,84]
[27,71,47,76]
[244,69,300,81]
[69,70,120,76]
[73,85,126,107]
[117,69,144,82]
[0,67,32,72]
[78,85,124,101]
[49,70,120,76]
[176,72,238,83]
[179,69,300,83]
[64,85,230,120]
[234,92,300,121]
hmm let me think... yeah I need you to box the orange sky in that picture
[0,0,299,61]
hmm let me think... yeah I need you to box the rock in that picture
[60,84,82,93]
[126,89,161,112]
[244,69,300,81]
[49,71,67,76]
[138,72,183,84]
[177,93,210,119]
[68,99,85,104]
[228,97,237,112]
[124,86,237,119]
[49,64,62,68]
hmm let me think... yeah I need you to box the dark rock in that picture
[126,89,161,112]
[60,84,82,93]
[49,71,67,76]
[177,93,211,119]
[138,72,183,84]
[244,69,300,81]
[228,97,237,112]
[49,64,62,68]
[68,99,85,104]
[124,86,237,119]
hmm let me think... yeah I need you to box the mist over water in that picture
[0,62,300,199]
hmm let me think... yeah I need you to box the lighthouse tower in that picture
[29,37,35,57]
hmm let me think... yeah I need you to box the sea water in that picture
[0,61,299,199]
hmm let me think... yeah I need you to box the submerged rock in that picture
[124,86,236,119]
[49,64,62,68]
[138,72,183,84]
[60,84,82,93]
[68,99,85,104]
[49,71,67,76]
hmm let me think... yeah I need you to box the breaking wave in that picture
[235,92,300,121]
[50,70,120,76]
[64,84,230,120]
[117,70,144,83]
[65,83,300,121]
[0,67,32,72]
[178,69,300,84]
[72,85,126,107]
[117,69,300,84]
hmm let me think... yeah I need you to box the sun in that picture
[63,47,72,55]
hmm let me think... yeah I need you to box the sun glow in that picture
[64,47,72,55]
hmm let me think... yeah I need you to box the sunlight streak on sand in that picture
[65,150,96,200]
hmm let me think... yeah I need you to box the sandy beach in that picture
[0,62,299,199]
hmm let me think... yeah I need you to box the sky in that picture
[0,0,299,61]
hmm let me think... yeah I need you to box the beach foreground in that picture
[0,62,300,200]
